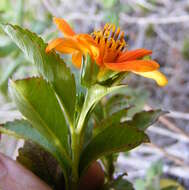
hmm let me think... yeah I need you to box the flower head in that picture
[46,17,168,86]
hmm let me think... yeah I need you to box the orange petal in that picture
[76,34,99,58]
[105,60,159,72]
[117,49,152,62]
[46,37,81,53]
[53,17,76,37]
[133,70,168,86]
[46,38,63,53]
[72,51,83,68]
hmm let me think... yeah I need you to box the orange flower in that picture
[46,18,168,86]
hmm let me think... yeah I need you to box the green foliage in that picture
[109,177,134,190]
[0,119,70,186]
[77,84,126,134]
[1,24,76,124]
[109,87,149,117]
[93,107,131,136]
[9,78,72,187]
[0,119,57,153]
[126,110,167,130]
[79,124,149,174]
[81,54,99,87]
[10,77,71,155]
[102,175,134,190]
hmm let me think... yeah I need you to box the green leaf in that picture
[79,123,149,174]
[97,68,127,86]
[0,119,56,152]
[17,141,65,190]
[0,119,69,187]
[93,107,131,137]
[81,54,99,87]
[102,175,134,190]
[126,110,167,130]
[1,24,76,125]
[9,77,72,173]
[105,94,129,115]
[111,87,149,117]
[77,84,126,133]
[97,68,118,83]
[110,177,134,190]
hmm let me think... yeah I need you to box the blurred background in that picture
[0,0,189,189]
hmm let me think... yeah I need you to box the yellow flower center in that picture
[91,23,127,64]
[91,24,126,52]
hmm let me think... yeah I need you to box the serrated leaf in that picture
[17,141,65,190]
[9,77,72,180]
[126,110,167,130]
[1,24,76,125]
[79,124,149,174]
[0,119,69,187]
[93,107,131,137]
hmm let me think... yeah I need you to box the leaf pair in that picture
[1,24,77,187]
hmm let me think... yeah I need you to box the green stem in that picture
[70,129,80,188]
[107,154,115,181]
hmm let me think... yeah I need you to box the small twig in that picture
[167,111,189,121]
